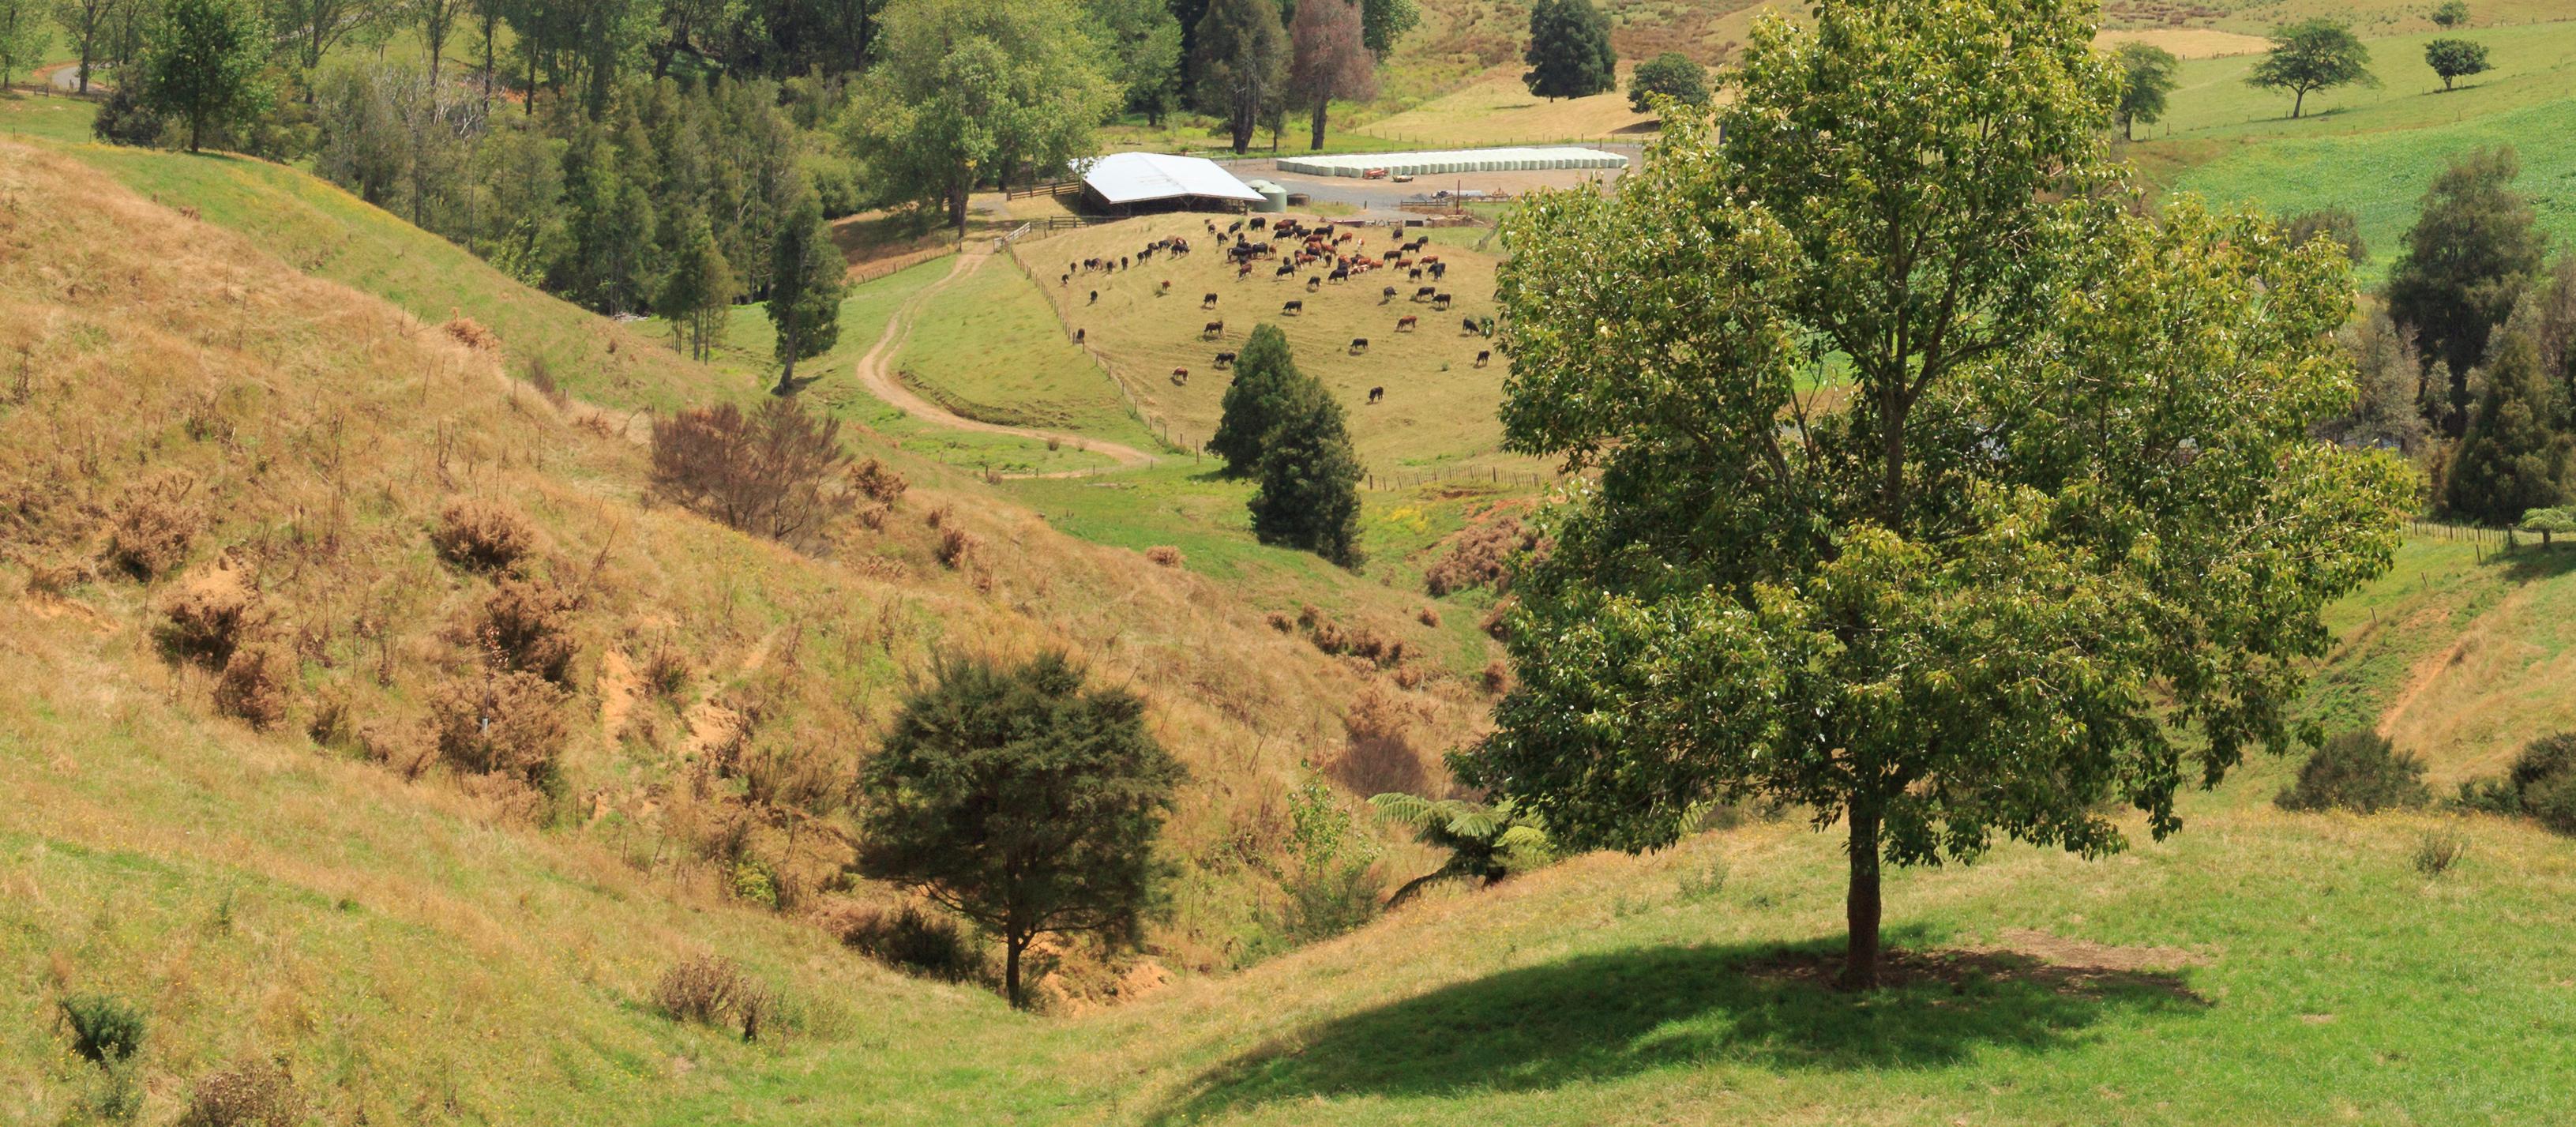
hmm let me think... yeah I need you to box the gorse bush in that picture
[474,577,579,684]
[430,498,536,573]
[426,667,569,791]
[178,1058,304,1127]
[652,953,772,1042]
[2459,733,2576,833]
[107,478,200,580]
[832,903,989,984]
[212,642,291,731]
[58,994,146,1065]
[650,399,851,545]
[156,562,263,667]
[2274,731,2430,813]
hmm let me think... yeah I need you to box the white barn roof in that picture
[1275,146,1629,178]
[1079,152,1264,205]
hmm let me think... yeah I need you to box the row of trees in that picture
[2247,9,2493,120]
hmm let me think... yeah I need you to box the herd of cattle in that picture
[1060,216,1497,404]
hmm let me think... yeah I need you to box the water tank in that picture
[1243,178,1289,213]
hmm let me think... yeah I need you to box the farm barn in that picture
[1077,152,1267,216]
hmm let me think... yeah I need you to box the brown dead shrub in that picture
[441,316,500,352]
[1145,545,1184,568]
[1480,600,1514,641]
[936,527,977,570]
[178,1057,303,1127]
[430,498,535,573]
[426,667,569,789]
[1416,605,1441,627]
[157,561,263,667]
[851,458,909,506]
[650,399,852,545]
[639,644,692,697]
[1331,682,1433,797]
[1424,513,1539,597]
[925,503,953,529]
[1481,659,1511,695]
[474,577,579,684]
[857,503,892,532]
[306,682,353,747]
[212,643,291,731]
[359,721,436,779]
[652,952,774,1041]
[107,478,201,580]
[1264,610,1294,633]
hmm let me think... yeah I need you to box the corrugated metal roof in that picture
[1275,147,1628,178]
[1078,152,1265,205]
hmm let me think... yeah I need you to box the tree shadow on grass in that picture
[1147,932,2209,1124]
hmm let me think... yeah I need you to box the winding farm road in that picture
[850,250,1157,475]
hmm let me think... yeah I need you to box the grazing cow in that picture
[1237,264,1254,280]
[1121,256,1130,270]
[1215,351,1237,367]
[1089,291,1099,305]
[1203,321,1225,339]
[1073,328,1086,344]
[1368,386,1384,404]
[1475,349,1492,367]
[1171,367,1189,385]
[1282,299,1305,315]
[1306,276,1322,292]
[1276,263,1296,278]
[1421,255,1440,265]
[1432,293,1452,310]
[1349,338,1369,354]
[1203,292,1220,309]
[1397,315,1418,332]
[1328,267,1350,284]
[1414,286,1438,300]
[1409,268,1424,281]
[1159,280,1171,294]
[1430,262,1448,280]
[1461,317,1480,334]
[1382,285,1399,302]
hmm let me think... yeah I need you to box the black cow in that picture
[1349,337,1369,354]
[1202,292,1219,309]
[1215,351,1237,367]
[1282,300,1305,315]
[1203,320,1225,338]
[1461,317,1480,334]
[1368,386,1384,404]
[1474,349,1491,367]
[1432,293,1453,310]
[1414,286,1437,300]
[1382,285,1399,302]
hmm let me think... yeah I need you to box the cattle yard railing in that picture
[1007,179,1083,200]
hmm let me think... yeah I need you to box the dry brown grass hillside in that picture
[0,134,1493,1025]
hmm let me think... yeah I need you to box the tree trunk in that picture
[948,176,970,239]
[1310,98,1328,150]
[2291,88,2306,118]
[1842,803,1883,991]
[774,320,798,395]
[1004,932,1026,1010]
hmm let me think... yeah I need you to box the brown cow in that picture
[1203,321,1225,339]
[1171,367,1189,385]
[1397,315,1418,332]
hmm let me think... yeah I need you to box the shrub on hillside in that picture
[177,1058,303,1127]
[472,578,578,684]
[936,527,977,570]
[2274,731,2430,813]
[1144,545,1183,568]
[58,994,145,1065]
[650,399,852,545]
[826,903,989,984]
[92,87,166,146]
[107,479,201,580]
[850,457,909,506]
[212,643,291,731]
[2283,207,2368,264]
[652,953,771,1042]
[156,562,263,667]
[2458,733,2576,833]
[430,498,535,573]
[1424,513,1539,597]
[426,667,569,790]
[2413,830,2467,877]
[1331,683,1433,798]
[441,317,501,353]
[1481,659,1510,695]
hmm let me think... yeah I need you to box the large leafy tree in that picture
[1085,0,1183,125]
[1464,0,2410,990]
[1627,51,1707,115]
[2444,330,2572,525]
[1287,0,1375,150]
[856,651,1185,1009]
[1248,372,1365,568]
[1358,0,1413,57]
[843,0,1117,235]
[764,183,844,394]
[2246,18,2375,119]
[136,0,270,152]
[2386,146,2546,430]
[1207,322,1298,474]
[49,0,118,94]
[1522,0,1613,102]
[2111,40,2176,140]
[0,0,54,92]
[2422,36,2489,92]
[1192,0,1286,154]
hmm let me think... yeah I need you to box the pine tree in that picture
[1207,323,1299,475]
[2445,330,2574,525]
[1523,0,1614,103]
[1249,374,1365,569]
[855,652,1184,1010]
[656,212,735,362]
[2386,146,2546,432]
[765,184,844,395]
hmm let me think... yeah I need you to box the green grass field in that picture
[890,256,1163,454]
